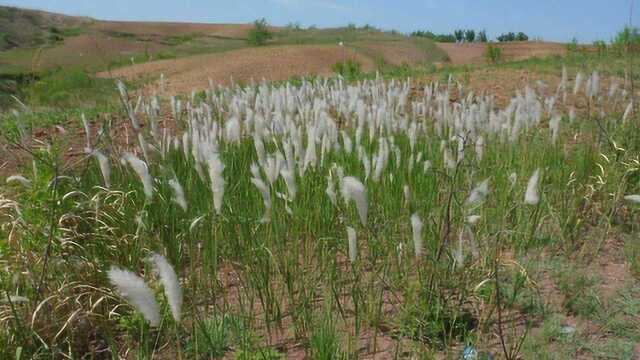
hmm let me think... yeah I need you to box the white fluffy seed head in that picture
[346,226,357,263]
[466,179,490,205]
[150,253,183,323]
[107,267,160,326]
[340,176,368,226]
[207,154,225,215]
[6,175,31,187]
[168,177,187,211]
[624,195,640,204]
[251,176,271,222]
[326,176,337,206]
[524,169,541,205]
[93,151,111,188]
[280,169,297,200]
[122,153,153,200]
[410,213,424,257]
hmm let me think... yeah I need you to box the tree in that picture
[477,30,488,43]
[515,32,529,41]
[454,29,464,43]
[247,18,272,46]
[497,32,516,42]
[464,29,476,43]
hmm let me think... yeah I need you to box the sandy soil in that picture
[100,44,375,94]
[437,41,566,65]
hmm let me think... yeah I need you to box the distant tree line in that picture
[496,32,529,42]
[412,29,530,43]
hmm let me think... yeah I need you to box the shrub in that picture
[332,59,362,80]
[247,18,272,46]
[485,44,503,64]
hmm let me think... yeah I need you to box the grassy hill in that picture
[0,6,448,78]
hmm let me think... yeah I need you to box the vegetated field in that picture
[1,38,640,358]
[1,5,640,360]
[436,41,567,65]
[0,5,448,77]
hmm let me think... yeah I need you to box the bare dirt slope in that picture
[101,45,375,94]
[437,41,566,65]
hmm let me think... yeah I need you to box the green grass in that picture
[0,50,639,359]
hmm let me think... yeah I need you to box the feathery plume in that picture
[81,113,91,153]
[150,253,183,322]
[107,267,160,326]
[168,177,188,211]
[93,151,112,188]
[524,169,541,205]
[6,175,31,187]
[340,176,368,226]
[347,226,357,263]
[622,102,633,123]
[624,195,640,204]
[207,154,225,215]
[251,176,271,222]
[466,179,490,205]
[280,169,297,200]
[410,213,424,257]
[467,215,481,225]
[573,72,583,95]
[122,153,153,200]
[326,176,337,206]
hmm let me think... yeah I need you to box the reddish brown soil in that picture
[90,21,264,39]
[354,41,433,66]
[437,41,566,65]
[34,34,168,71]
[100,45,376,94]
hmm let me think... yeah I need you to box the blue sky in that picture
[1,0,637,42]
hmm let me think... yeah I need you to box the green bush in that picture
[247,18,272,46]
[485,44,503,64]
[331,59,362,80]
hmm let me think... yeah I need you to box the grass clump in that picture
[485,44,503,64]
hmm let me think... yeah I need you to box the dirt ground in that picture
[90,21,260,39]
[437,41,567,65]
[353,40,435,66]
[100,44,376,94]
